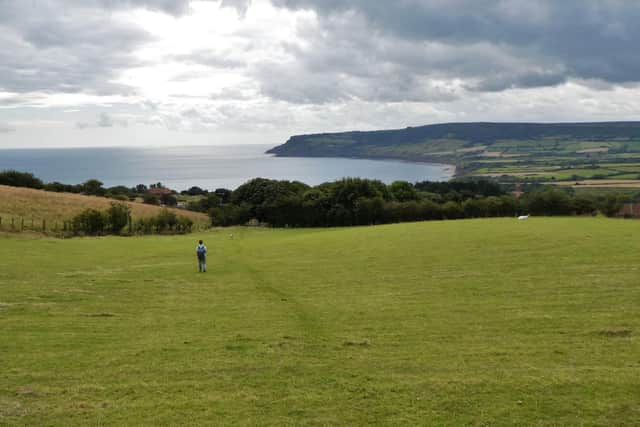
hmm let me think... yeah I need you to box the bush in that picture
[210,205,251,227]
[0,170,44,189]
[523,188,572,216]
[82,179,106,196]
[389,181,419,202]
[183,186,207,196]
[155,209,178,231]
[161,193,178,207]
[143,193,160,205]
[106,203,131,234]
[72,209,108,235]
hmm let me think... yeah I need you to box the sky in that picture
[2,0,640,148]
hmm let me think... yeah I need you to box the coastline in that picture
[266,152,457,179]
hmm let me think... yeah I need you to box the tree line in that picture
[204,178,631,227]
[0,170,178,205]
[2,170,633,228]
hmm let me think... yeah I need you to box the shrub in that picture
[81,179,106,196]
[106,203,131,234]
[143,193,160,205]
[155,209,178,231]
[210,204,251,227]
[72,209,108,235]
[161,193,178,207]
[0,170,44,189]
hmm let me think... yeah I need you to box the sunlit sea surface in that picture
[0,145,454,191]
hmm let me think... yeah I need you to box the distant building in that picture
[511,182,524,199]
[618,203,640,218]
[148,187,173,197]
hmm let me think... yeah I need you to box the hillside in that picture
[2,218,639,425]
[268,122,640,182]
[0,184,209,226]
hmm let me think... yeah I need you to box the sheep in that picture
[517,215,530,220]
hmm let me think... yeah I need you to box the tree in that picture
[523,188,572,216]
[389,181,419,202]
[210,204,251,227]
[598,193,628,217]
[134,184,148,194]
[214,188,232,204]
[0,170,44,189]
[106,203,131,234]
[184,186,207,196]
[82,179,105,196]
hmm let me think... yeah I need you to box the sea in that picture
[0,144,454,191]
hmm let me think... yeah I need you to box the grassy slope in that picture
[0,185,208,225]
[1,218,639,425]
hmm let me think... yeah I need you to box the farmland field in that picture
[0,185,209,227]
[1,218,639,425]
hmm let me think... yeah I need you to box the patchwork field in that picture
[1,218,639,425]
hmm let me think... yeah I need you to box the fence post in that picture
[21,218,24,231]
[42,220,46,231]
[11,218,15,230]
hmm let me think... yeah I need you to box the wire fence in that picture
[0,216,65,234]
[0,215,210,237]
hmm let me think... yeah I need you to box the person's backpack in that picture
[197,245,206,257]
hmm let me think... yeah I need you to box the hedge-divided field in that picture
[1,218,639,425]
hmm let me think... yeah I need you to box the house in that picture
[511,182,524,199]
[148,187,173,197]
[618,203,640,218]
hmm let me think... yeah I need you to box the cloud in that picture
[271,0,640,88]
[0,122,16,133]
[76,112,128,129]
[0,2,152,97]
[5,0,640,148]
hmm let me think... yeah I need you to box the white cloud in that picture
[3,0,640,148]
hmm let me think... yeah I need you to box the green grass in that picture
[2,218,640,425]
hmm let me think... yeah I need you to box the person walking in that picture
[196,240,207,273]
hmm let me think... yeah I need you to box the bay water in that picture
[0,144,454,191]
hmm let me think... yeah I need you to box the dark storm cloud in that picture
[271,0,640,88]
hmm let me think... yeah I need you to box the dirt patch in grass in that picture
[343,339,371,347]
[598,328,632,338]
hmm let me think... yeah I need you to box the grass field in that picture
[1,218,640,425]
[0,185,209,226]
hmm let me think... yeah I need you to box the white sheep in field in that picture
[517,215,530,220]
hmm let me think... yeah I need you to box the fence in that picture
[0,215,209,236]
[0,215,71,234]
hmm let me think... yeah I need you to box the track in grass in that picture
[1,218,639,425]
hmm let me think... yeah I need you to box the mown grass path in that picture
[1,218,639,425]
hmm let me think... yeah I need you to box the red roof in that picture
[619,203,640,217]
[148,187,173,196]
